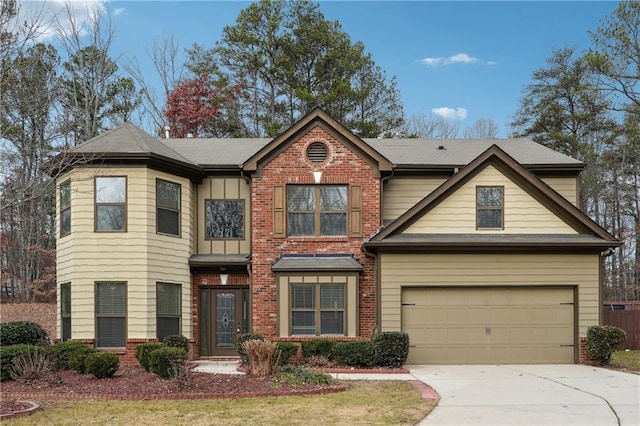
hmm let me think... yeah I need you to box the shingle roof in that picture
[161,138,271,167]
[65,122,583,170]
[364,138,582,167]
[71,122,194,165]
[271,254,364,272]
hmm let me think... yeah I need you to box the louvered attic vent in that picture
[307,142,328,163]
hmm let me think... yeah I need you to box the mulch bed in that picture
[0,365,345,418]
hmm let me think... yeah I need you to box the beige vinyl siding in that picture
[196,177,250,254]
[404,166,577,234]
[380,253,599,338]
[541,176,578,206]
[56,167,193,340]
[382,178,446,222]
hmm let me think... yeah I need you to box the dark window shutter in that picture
[349,185,362,237]
[273,185,285,237]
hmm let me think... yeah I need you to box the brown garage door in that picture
[401,287,575,364]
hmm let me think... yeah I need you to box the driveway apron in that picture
[408,364,639,426]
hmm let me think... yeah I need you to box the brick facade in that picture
[250,126,380,338]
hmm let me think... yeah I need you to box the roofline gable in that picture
[242,108,393,174]
[370,144,618,244]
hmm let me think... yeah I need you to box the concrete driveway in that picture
[409,364,639,426]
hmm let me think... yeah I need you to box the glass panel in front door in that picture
[216,292,236,348]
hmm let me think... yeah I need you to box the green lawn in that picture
[610,349,640,371]
[4,381,437,425]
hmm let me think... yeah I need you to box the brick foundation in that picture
[67,338,197,366]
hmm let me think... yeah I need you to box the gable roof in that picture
[366,144,619,251]
[242,108,394,174]
[365,138,583,171]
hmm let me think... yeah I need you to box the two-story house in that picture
[53,109,620,365]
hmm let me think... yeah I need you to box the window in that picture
[60,283,71,341]
[157,283,181,340]
[95,282,126,347]
[205,200,244,239]
[291,284,345,335]
[287,185,347,236]
[477,186,504,229]
[95,177,126,231]
[60,180,71,236]
[156,179,181,236]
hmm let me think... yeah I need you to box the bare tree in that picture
[55,1,140,144]
[124,34,186,134]
[403,113,460,138]
[463,118,499,139]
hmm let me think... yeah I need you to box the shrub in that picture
[50,342,89,370]
[163,335,189,353]
[372,332,409,368]
[301,339,336,359]
[237,333,264,365]
[85,351,120,378]
[243,339,278,377]
[149,346,187,378]
[9,346,52,383]
[276,365,333,386]
[586,325,627,364]
[306,354,331,368]
[333,341,375,367]
[0,321,49,346]
[275,342,298,366]
[69,346,99,374]
[136,342,166,371]
[171,360,195,390]
[1,344,35,381]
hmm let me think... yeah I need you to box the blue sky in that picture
[41,1,620,137]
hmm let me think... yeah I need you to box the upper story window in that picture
[95,177,126,232]
[287,185,347,236]
[60,180,71,237]
[476,186,504,229]
[205,199,244,239]
[156,179,181,236]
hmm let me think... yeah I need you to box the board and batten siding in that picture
[404,166,577,234]
[195,177,250,255]
[379,253,600,337]
[56,167,193,341]
[541,176,578,206]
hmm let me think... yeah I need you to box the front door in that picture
[199,288,247,356]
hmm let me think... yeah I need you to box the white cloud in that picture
[443,53,478,65]
[114,7,126,16]
[419,52,496,67]
[16,1,108,41]
[432,107,468,120]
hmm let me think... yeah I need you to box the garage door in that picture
[401,287,575,364]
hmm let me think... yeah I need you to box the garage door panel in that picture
[402,287,575,364]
